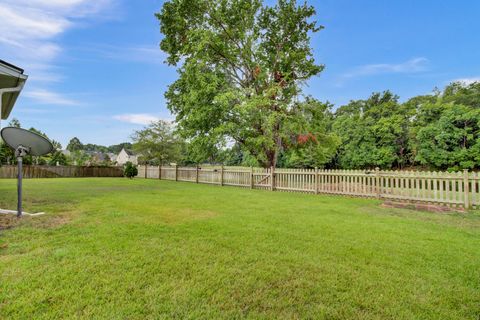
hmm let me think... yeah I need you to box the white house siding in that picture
[116,148,138,165]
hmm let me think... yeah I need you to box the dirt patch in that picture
[0,214,20,230]
[25,214,72,229]
[0,212,73,231]
[381,201,465,213]
[359,203,480,231]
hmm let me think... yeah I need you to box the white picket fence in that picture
[137,165,480,209]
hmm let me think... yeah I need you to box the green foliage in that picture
[0,142,14,165]
[123,161,138,178]
[332,91,414,169]
[281,98,340,168]
[331,83,480,170]
[65,138,131,154]
[132,120,184,165]
[218,143,260,167]
[48,151,69,166]
[8,118,20,128]
[83,143,108,153]
[66,137,83,152]
[69,150,91,166]
[157,0,328,167]
[177,135,226,165]
[442,81,480,107]
[412,102,480,171]
[107,142,133,154]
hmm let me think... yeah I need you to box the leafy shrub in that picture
[124,161,138,179]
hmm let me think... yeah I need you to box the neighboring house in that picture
[107,153,117,163]
[91,152,107,163]
[116,148,138,165]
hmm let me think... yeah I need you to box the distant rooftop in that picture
[123,148,136,156]
[0,60,24,74]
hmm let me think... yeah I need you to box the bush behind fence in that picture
[137,165,480,209]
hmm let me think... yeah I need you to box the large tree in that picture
[157,0,327,167]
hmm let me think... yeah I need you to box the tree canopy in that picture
[66,137,83,152]
[131,120,185,165]
[331,82,480,171]
[157,0,334,167]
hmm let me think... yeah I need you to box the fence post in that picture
[144,164,148,179]
[196,165,199,183]
[315,167,319,194]
[175,164,178,181]
[158,165,161,179]
[220,165,224,186]
[375,167,380,199]
[250,167,254,189]
[464,169,470,209]
[270,166,275,191]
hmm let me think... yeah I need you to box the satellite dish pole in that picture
[15,145,29,217]
[0,127,53,217]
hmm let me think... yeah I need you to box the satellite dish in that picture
[1,127,53,156]
[0,127,54,217]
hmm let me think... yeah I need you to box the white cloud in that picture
[339,57,429,84]
[0,6,70,42]
[451,77,480,85]
[113,114,161,125]
[116,46,167,64]
[0,0,114,102]
[24,89,81,106]
[0,0,113,18]
[76,44,167,65]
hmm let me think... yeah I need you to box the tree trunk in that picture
[265,149,276,168]
[264,137,282,168]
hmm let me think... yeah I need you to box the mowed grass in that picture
[0,178,479,319]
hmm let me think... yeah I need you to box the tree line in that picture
[0,120,133,166]
[62,138,132,166]
[132,82,480,171]
[330,83,480,171]
[65,137,132,155]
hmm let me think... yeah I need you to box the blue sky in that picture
[1,0,479,147]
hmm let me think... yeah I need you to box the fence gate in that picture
[253,171,272,190]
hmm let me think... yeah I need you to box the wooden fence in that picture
[138,165,480,209]
[0,165,123,178]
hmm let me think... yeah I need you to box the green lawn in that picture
[1,178,479,319]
